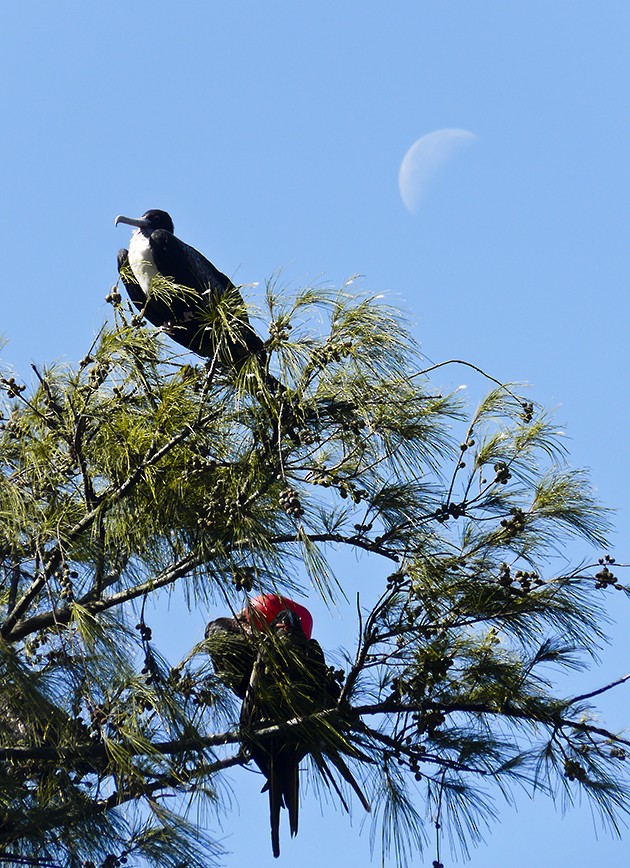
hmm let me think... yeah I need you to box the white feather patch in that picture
[128,230,159,294]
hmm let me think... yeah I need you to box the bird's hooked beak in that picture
[115,214,150,230]
[272,609,303,634]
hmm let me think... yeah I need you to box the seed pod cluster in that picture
[348,414,367,437]
[87,363,110,389]
[385,741,427,781]
[169,668,214,707]
[97,852,129,868]
[224,491,249,523]
[83,848,130,866]
[141,651,160,686]
[311,338,353,368]
[193,685,215,707]
[0,376,26,398]
[338,481,367,503]
[24,629,50,661]
[268,319,292,342]
[133,692,154,714]
[58,563,78,601]
[197,485,231,529]
[280,486,304,517]
[564,759,587,782]
[494,461,512,484]
[520,401,534,423]
[173,670,195,698]
[327,666,346,689]
[497,562,540,595]
[135,621,152,642]
[594,567,625,591]
[594,556,623,590]
[435,501,466,523]
[385,570,409,591]
[416,707,446,737]
[406,654,453,699]
[310,467,337,487]
[78,354,94,370]
[89,703,109,735]
[0,409,20,438]
[232,566,255,592]
[185,454,217,479]
[406,747,425,781]
[500,507,526,538]
[104,289,122,305]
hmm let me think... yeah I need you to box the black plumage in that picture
[204,614,256,700]
[240,609,343,858]
[206,606,369,857]
[115,209,266,365]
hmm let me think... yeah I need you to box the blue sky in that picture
[2,2,629,865]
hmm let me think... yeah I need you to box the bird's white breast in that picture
[128,229,159,295]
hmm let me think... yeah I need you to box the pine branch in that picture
[3,552,205,642]
[1,410,218,638]
[269,532,401,562]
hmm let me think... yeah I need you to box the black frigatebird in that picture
[239,604,369,858]
[115,209,266,366]
[206,595,369,857]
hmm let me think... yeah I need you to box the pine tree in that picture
[1,281,629,867]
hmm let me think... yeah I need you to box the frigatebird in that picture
[115,209,266,365]
[240,608,337,857]
[206,596,369,857]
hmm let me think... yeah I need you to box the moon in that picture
[399,129,478,214]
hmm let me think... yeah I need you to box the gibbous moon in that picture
[399,129,478,213]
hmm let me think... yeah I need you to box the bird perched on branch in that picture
[115,209,266,367]
[241,606,340,857]
[206,595,369,858]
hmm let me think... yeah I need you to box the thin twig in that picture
[569,673,630,705]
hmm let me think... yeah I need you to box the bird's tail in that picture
[284,757,300,838]
[267,758,282,858]
[265,750,301,857]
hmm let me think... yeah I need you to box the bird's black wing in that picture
[240,639,287,858]
[149,230,235,302]
[205,617,256,699]
[149,230,266,363]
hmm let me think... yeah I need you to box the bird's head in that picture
[271,608,304,635]
[247,594,313,639]
[115,209,174,235]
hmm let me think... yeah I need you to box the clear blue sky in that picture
[2,2,629,865]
